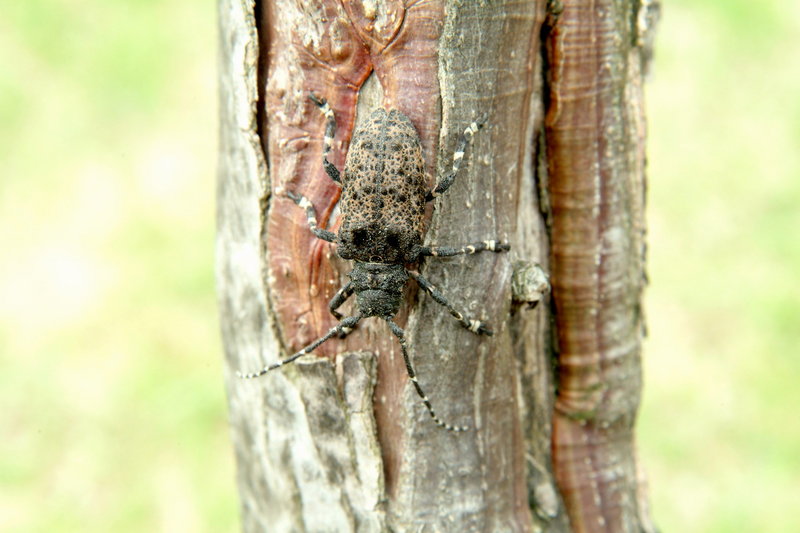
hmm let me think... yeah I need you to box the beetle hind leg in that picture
[309,93,342,184]
[426,115,488,201]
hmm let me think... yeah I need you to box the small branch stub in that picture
[512,260,551,309]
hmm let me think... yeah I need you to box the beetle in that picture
[239,94,509,431]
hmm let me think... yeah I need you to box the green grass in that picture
[1,1,798,531]
[0,1,236,532]
[639,1,800,531]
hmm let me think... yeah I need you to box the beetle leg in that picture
[426,114,487,201]
[408,270,494,336]
[417,239,510,258]
[286,191,336,242]
[309,93,342,184]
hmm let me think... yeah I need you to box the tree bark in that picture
[543,1,658,531]
[217,1,658,531]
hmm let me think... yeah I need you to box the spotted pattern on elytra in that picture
[338,109,427,263]
[238,94,511,433]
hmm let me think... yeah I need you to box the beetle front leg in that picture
[329,281,354,320]
[408,270,493,336]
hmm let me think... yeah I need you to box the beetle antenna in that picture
[238,314,362,378]
[385,318,469,432]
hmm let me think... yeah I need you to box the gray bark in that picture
[217,1,656,531]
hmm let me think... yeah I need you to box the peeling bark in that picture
[543,1,657,531]
[217,0,655,531]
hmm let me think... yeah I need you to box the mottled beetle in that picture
[239,94,509,431]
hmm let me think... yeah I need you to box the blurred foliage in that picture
[639,0,800,531]
[0,1,236,532]
[0,0,798,532]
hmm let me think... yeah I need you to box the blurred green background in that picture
[1,1,797,532]
[0,1,235,532]
[640,1,800,531]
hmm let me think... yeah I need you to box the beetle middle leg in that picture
[286,191,336,242]
[417,240,510,258]
[407,270,493,336]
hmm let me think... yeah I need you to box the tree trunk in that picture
[216,1,658,531]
